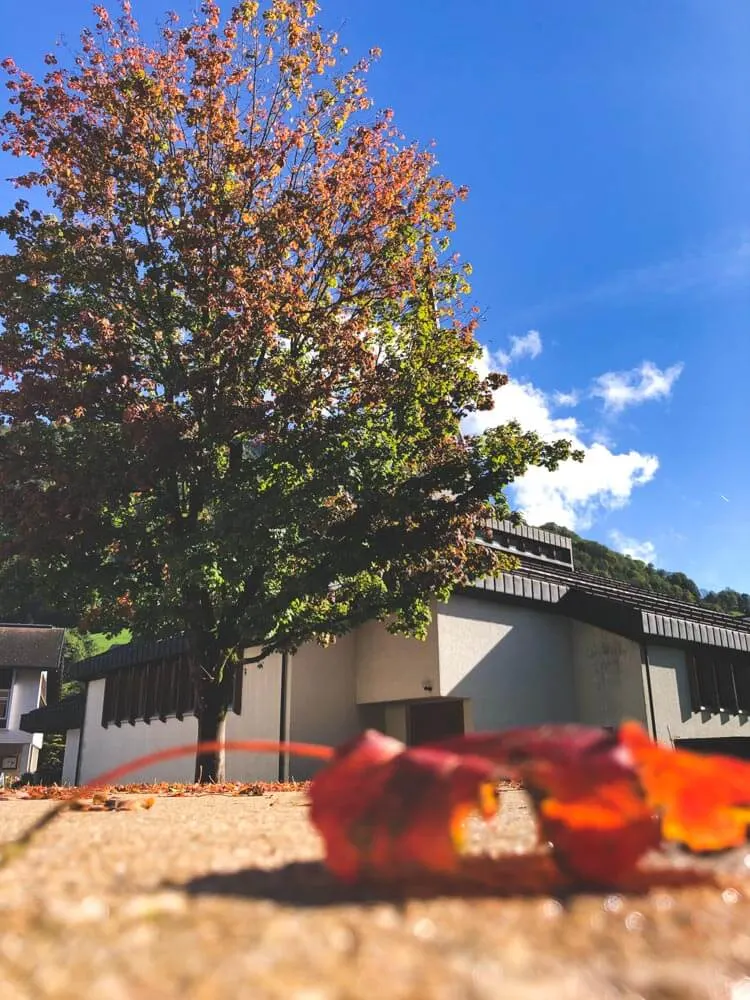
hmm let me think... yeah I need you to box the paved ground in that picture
[1,790,750,999]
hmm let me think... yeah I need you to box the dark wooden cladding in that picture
[689,650,750,716]
[734,666,750,715]
[686,653,702,712]
[20,694,85,734]
[477,518,575,570]
[101,653,243,727]
[715,660,737,714]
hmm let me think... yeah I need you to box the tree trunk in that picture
[194,690,227,784]
[194,666,234,783]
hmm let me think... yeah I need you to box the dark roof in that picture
[69,633,189,682]
[0,624,66,671]
[470,559,750,652]
[479,517,574,570]
[473,566,570,605]
[20,695,85,734]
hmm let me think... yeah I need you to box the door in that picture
[408,699,465,746]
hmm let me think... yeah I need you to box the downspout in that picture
[640,644,658,741]
[278,652,293,782]
[73,681,88,786]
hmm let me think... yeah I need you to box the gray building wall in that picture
[77,678,198,784]
[355,613,440,704]
[571,621,649,729]
[61,727,80,785]
[436,596,578,730]
[646,644,750,744]
[78,655,290,784]
[287,632,361,779]
[236,650,285,782]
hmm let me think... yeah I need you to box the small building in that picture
[0,624,66,778]
[30,523,750,785]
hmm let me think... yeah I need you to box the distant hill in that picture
[539,523,750,618]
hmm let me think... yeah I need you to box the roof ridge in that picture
[506,559,750,633]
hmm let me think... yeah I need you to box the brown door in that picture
[408,699,465,746]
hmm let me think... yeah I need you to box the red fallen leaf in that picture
[620,721,750,852]
[425,725,660,884]
[309,730,499,882]
[430,722,750,881]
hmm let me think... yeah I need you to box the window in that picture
[0,668,13,729]
[688,650,750,716]
[101,654,243,727]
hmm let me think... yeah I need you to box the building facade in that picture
[0,624,65,778]
[25,523,750,784]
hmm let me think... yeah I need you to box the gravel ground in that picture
[1,790,750,999]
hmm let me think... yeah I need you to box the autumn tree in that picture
[0,1,576,781]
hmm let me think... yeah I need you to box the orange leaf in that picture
[620,721,750,852]
[431,725,660,882]
[538,782,660,884]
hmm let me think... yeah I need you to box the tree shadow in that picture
[175,853,716,908]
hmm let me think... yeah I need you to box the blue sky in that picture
[2,1,750,592]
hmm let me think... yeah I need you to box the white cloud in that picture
[512,447,658,529]
[609,529,657,564]
[495,329,542,367]
[591,361,684,414]
[553,390,579,407]
[464,347,659,530]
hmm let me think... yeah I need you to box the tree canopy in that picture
[0,1,575,778]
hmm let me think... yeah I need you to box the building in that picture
[23,522,750,785]
[0,624,66,779]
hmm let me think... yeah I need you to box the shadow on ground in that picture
[175,854,716,908]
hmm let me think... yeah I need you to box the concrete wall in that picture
[436,596,577,731]
[355,614,439,704]
[646,644,750,744]
[61,728,80,785]
[77,678,199,784]
[287,633,360,779]
[7,669,43,732]
[571,622,648,728]
[234,651,284,782]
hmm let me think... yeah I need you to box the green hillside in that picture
[540,523,750,617]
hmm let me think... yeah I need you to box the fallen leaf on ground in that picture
[620,721,750,852]
[310,730,499,882]
[70,795,156,812]
[310,722,750,888]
